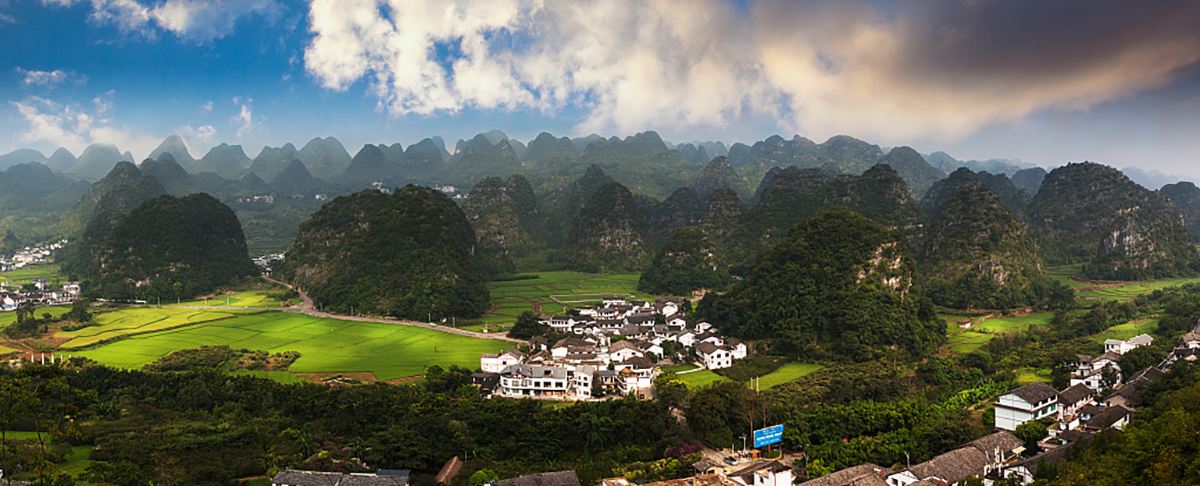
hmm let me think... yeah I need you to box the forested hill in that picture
[1027,162,1197,280]
[276,185,490,319]
[697,206,943,361]
[92,193,258,301]
[921,183,1069,310]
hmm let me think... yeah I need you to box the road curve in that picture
[262,276,524,344]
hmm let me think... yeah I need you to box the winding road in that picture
[262,276,524,344]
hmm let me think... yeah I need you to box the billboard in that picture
[753,424,784,448]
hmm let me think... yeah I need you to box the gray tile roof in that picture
[908,447,989,484]
[1008,382,1059,404]
[798,463,888,486]
[966,431,1024,461]
[489,471,581,486]
[1058,384,1094,405]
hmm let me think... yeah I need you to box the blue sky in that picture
[2,0,1199,179]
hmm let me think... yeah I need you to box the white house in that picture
[497,364,570,398]
[1103,334,1153,355]
[572,365,597,397]
[696,342,732,370]
[727,338,748,360]
[481,348,526,373]
[994,382,1060,431]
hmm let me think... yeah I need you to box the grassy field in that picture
[0,264,64,286]
[662,364,698,373]
[0,305,71,329]
[943,312,1055,353]
[476,272,657,331]
[1091,318,1160,343]
[676,369,729,389]
[58,308,252,349]
[1078,278,1200,301]
[1016,367,1052,384]
[1046,265,1090,289]
[170,290,300,308]
[756,363,824,388]
[77,309,513,381]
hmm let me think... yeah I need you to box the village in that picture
[450,297,1200,486]
[471,297,745,400]
[0,240,80,312]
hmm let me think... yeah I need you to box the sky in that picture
[2,0,1199,179]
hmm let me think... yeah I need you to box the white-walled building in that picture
[696,342,733,370]
[497,364,570,398]
[994,382,1060,431]
[481,348,526,373]
[1103,334,1153,355]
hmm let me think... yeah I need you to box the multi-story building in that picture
[994,382,1059,431]
[497,364,570,398]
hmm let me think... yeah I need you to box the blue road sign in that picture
[753,424,784,448]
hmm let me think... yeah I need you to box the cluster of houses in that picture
[0,280,80,312]
[253,253,286,273]
[270,469,410,486]
[473,297,747,400]
[1,239,67,272]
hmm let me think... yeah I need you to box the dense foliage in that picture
[698,207,943,361]
[918,167,1030,217]
[1027,162,1198,279]
[726,165,926,271]
[90,193,258,301]
[921,184,1070,310]
[637,227,730,295]
[276,185,490,319]
[1160,181,1200,243]
[461,175,540,275]
[561,181,652,272]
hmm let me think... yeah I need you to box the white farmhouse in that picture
[696,342,732,370]
[1103,334,1153,355]
[480,348,525,373]
[994,382,1060,431]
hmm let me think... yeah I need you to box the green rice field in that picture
[0,264,64,286]
[1046,265,1090,289]
[170,290,300,308]
[1090,318,1159,343]
[1078,278,1200,301]
[76,309,513,381]
[943,312,1055,353]
[0,305,71,330]
[58,308,253,349]
[476,271,659,330]
[756,363,824,388]
[675,369,729,389]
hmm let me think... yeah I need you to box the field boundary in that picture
[60,311,261,351]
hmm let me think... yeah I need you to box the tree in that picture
[469,469,499,486]
[1119,346,1161,375]
[507,311,545,339]
[1014,419,1049,452]
[654,374,690,409]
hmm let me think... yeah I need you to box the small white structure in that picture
[480,348,525,373]
[994,382,1060,432]
[1103,334,1153,355]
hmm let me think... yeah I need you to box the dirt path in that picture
[262,276,523,344]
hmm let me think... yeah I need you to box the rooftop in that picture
[1007,382,1059,404]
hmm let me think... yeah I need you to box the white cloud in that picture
[229,97,263,137]
[11,94,160,159]
[198,100,213,116]
[0,12,15,24]
[176,124,217,153]
[15,67,88,88]
[84,0,279,43]
[303,0,1200,143]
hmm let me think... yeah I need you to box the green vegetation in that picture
[0,264,64,286]
[89,193,259,302]
[277,185,490,320]
[637,227,729,296]
[1028,162,1198,279]
[755,363,824,388]
[675,370,729,389]
[700,207,943,361]
[461,174,540,275]
[76,309,512,380]
[921,184,1071,310]
[560,181,652,272]
[1090,318,1159,343]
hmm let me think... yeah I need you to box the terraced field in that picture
[0,264,63,286]
[169,290,300,308]
[1090,318,1160,343]
[1078,278,1200,301]
[943,312,1056,353]
[472,272,658,332]
[77,309,513,381]
[58,308,251,349]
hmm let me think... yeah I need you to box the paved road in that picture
[262,276,524,344]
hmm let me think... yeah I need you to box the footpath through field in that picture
[262,276,523,344]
